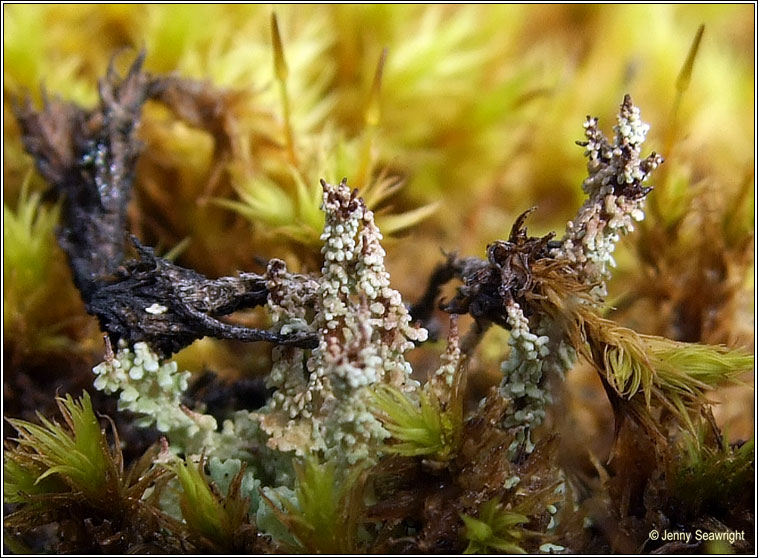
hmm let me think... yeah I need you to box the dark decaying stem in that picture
[13,53,316,356]
[410,208,561,331]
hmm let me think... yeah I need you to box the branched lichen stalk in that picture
[259,179,427,464]
[497,95,660,455]
[553,94,664,299]
[93,340,218,454]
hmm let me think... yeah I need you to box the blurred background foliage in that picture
[3,5,753,444]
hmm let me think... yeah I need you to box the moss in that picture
[171,455,261,552]
[460,496,530,554]
[370,380,463,460]
[261,456,368,553]
[3,393,181,553]
[669,422,754,518]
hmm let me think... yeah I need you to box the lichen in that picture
[93,340,216,455]
[552,94,664,299]
[498,95,660,455]
[258,179,428,464]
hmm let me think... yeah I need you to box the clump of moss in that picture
[171,455,263,552]
[4,392,180,553]
[261,456,368,554]
[460,496,531,554]
[3,174,91,363]
[365,392,567,553]
[370,316,466,462]
[668,417,754,521]
[371,381,463,461]
[580,408,754,554]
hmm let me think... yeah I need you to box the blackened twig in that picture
[411,209,560,332]
[87,238,316,355]
[13,53,317,356]
[409,252,487,324]
[14,53,150,295]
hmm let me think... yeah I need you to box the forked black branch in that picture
[14,53,317,356]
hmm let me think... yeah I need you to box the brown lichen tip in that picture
[554,94,664,296]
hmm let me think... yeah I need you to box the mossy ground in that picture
[3,4,754,554]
